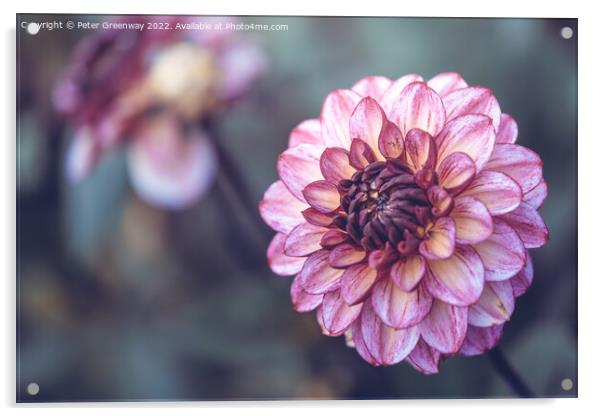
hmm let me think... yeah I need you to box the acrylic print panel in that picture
[16,14,577,402]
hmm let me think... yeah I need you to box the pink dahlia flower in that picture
[259,73,548,373]
[55,16,266,210]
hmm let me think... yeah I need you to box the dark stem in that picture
[488,347,534,398]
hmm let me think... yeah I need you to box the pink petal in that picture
[390,255,426,292]
[419,217,456,260]
[217,40,267,100]
[424,245,485,306]
[450,196,493,244]
[341,263,378,305]
[349,97,387,158]
[320,290,363,336]
[435,114,496,172]
[510,253,534,297]
[459,324,504,356]
[390,82,446,137]
[65,128,99,184]
[406,338,441,375]
[278,143,326,201]
[288,119,323,147]
[372,277,433,329]
[419,300,468,353]
[473,218,526,281]
[496,114,518,144]
[291,272,323,312]
[284,222,328,257]
[442,86,501,131]
[360,302,420,366]
[436,152,476,194]
[427,72,468,97]
[351,75,392,100]
[348,138,377,169]
[351,317,380,366]
[468,281,515,327]
[380,73,424,116]
[461,171,522,215]
[302,180,341,213]
[320,229,349,248]
[484,143,543,194]
[404,128,437,173]
[267,233,306,276]
[523,180,548,209]
[298,250,345,294]
[128,126,217,210]
[377,119,404,158]
[259,180,307,234]
[302,207,334,227]
[328,243,367,268]
[500,202,549,248]
[319,147,355,184]
[427,185,454,218]
[321,89,362,148]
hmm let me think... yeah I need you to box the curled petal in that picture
[424,245,485,306]
[473,219,526,281]
[496,114,518,144]
[461,171,522,215]
[435,114,496,172]
[298,250,345,294]
[278,143,325,201]
[291,272,323,312]
[468,281,515,327]
[328,243,367,268]
[427,186,453,218]
[442,86,501,131]
[302,180,341,213]
[484,143,543,194]
[352,75,392,100]
[380,73,424,116]
[267,233,306,276]
[390,255,426,292]
[391,82,446,137]
[459,324,504,356]
[319,290,363,336]
[372,278,433,329]
[288,118,323,147]
[349,97,387,158]
[320,147,355,184]
[321,89,362,148]
[450,196,493,244]
[349,138,377,169]
[341,263,378,305]
[284,222,328,257]
[419,217,456,260]
[378,119,404,158]
[500,203,549,248]
[419,300,468,353]
[524,180,548,209]
[404,128,437,173]
[259,181,307,234]
[406,338,441,375]
[511,253,534,297]
[427,72,468,97]
[320,229,348,248]
[302,207,334,227]
[437,152,476,194]
[359,302,420,366]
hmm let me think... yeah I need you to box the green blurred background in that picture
[17,15,577,401]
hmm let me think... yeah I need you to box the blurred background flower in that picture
[54,15,266,210]
[17,15,576,401]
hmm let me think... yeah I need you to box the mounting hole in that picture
[560,26,574,40]
[26,382,39,396]
[26,23,40,35]
[561,378,574,391]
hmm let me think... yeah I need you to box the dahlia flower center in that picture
[335,160,433,254]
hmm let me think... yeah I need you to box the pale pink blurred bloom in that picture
[259,72,548,372]
[54,16,266,209]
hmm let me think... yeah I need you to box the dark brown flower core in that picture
[333,159,436,256]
